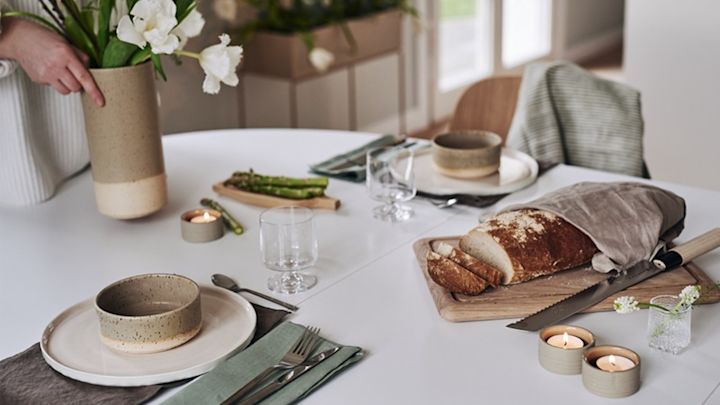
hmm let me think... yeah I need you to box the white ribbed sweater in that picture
[0,0,89,206]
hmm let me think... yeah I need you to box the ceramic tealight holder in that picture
[538,325,595,375]
[95,274,202,354]
[181,208,224,243]
[582,345,641,398]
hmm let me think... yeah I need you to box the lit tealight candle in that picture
[190,211,217,224]
[546,332,585,349]
[596,354,636,372]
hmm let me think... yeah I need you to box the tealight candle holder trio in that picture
[538,325,641,398]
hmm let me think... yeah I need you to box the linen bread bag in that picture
[428,182,686,295]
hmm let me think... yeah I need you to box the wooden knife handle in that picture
[654,228,720,269]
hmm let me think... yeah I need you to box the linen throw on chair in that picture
[506,62,648,178]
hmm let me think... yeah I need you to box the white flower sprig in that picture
[613,285,702,315]
[613,296,640,314]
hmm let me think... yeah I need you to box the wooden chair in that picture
[449,76,522,145]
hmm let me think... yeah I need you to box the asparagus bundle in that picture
[225,170,329,200]
[200,198,244,235]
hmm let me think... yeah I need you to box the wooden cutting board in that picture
[213,182,341,210]
[414,236,720,322]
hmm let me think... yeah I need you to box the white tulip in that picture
[199,34,243,94]
[117,0,180,54]
[173,9,205,49]
[308,47,334,72]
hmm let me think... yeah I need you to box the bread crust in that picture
[426,251,488,295]
[460,209,597,284]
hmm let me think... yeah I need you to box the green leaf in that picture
[129,47,152,65]
[101,36,138,67]
[175,0,195,22]
[97,0,115,56]
[126,0,139,13]
[80,9,95,33]
[151,53,167,81]
[65,15,100,67]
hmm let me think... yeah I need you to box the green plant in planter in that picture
[213,0,418,72]
[1,0,242,93]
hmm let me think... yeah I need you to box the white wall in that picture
[624,0,720,191]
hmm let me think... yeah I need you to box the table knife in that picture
[507,228,720,331]
[234,346,340,405]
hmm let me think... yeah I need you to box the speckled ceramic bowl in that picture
[432,131,502,179]
[95,274,202,354]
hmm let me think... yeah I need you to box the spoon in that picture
[431,197,458,209]
[212,274,299,312]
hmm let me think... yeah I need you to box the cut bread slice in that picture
[426,251,488,296]
[435,242,503,287]
[459,209,597,285]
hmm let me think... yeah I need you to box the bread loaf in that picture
[435,242,503,287]
[426,251,488,295]
[459,209,597,285]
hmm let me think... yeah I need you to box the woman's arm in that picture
[0,17,104,106]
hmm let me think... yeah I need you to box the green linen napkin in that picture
[162,322,364,405]
[309,134,404,182]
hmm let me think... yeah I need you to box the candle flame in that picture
[203,212,211,221]
[609,354,616,366]
[562,332,569,347]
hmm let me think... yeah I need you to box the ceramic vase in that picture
[81,63,167,219]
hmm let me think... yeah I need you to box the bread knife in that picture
[506,228,720,331]
[235,346,340,405]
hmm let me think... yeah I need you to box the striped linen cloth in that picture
[506,62,647,178]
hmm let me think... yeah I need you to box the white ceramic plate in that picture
[408,148,539,196]
[40,285,256,387]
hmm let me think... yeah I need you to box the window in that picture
[438,0,493,92]
[502,0,552,67]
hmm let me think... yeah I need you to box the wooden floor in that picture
[410,46,624,140]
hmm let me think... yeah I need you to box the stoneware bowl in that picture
[432,131,502,179]
[95,274,202,354]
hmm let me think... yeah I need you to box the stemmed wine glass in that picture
[259,206,318,294]
[366,146,417,222]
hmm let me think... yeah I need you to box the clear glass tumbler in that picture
[647,295,692,354]
[259,206,318,294]
[366,146,416,222]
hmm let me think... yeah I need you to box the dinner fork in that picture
[221,326,321,405]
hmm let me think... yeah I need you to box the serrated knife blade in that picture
[507,228,720,331]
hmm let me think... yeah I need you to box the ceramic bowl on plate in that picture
[432,131,502,179]
[95,273,202,354]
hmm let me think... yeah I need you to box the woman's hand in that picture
[0,18,105,106]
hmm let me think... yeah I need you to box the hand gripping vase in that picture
[81,63,167,219]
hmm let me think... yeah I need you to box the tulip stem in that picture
[174,49,200,59]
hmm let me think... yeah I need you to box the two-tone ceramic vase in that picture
[81,63,167,219]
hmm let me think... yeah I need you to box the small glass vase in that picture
[646,295,692,354]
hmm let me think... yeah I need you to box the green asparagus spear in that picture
[200,198,244,235]
[230,171,329,188]
[236,185,326,199]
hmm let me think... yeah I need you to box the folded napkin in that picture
[504,182,686,272]
[507,62,648,178]
[309,134,405,182]
[0,304,289,405]
[417,160,559,208]
[163,322,364,405]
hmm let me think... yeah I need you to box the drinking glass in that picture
[646,295,692,354]
[366,146,417,222]
[259,206,318,294]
